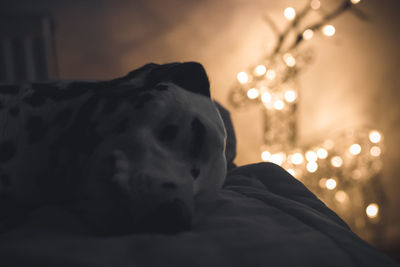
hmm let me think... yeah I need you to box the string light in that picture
[322,25,336,37]
[261,92,272,103]
[261,150,271,161]
[303,29,314,40]
[291,152,304,165]
[247,88,259,99]
[310,0,321,10]
[274,100,285,110]
[305,151,318,162]
[306,161,318,172]
[351,0,361,4]
[270,153,286,165]
[331,156,343,167]
[369,130,381,143]
[349,144,362,155]
[317,148,328,159]
[366,203,379,218]
[254,65,267,76]
[284,7,296,20]
[370,146,381,157]
[284,90,297,103]
[237,72,249,84]
[326,178,337,190]
[319,178,327,188]
[335,190,348,203]
[287,168,296,177]
[283,53,296,67]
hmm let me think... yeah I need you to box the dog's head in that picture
[71,62,227,234]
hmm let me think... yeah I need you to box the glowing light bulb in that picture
[284,90,297,103]
[266,69,276,80]
[254,65,266,76]
[317,148,328,159]
[270,153,286,165]
[351,0,361,4]
[237,72,249,84]
[305,151,317,162]
[261,92,272,103]
[310,0,321,10]
[369,130,381,143]
[287,168,296,177]
[366,203,379,218]
[283,53,296,67]
[322,25,335,37]
[349,144,362,155]
[247,88,259,99]
[370,146,381,157]
[284,7,296,20]
[326,178,337,190]
[306,161,318,173]
[291,152,303,165]
[303,29,314,40]
[274,100,285,110]
[331,156,343,167]
[261,150,271,161]
[335,190,348,203]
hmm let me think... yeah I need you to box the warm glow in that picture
[366,203,379,218]
[287,168,296,177]
[306,161,318,173]
[274,100,285,110]
[335,190,348,203]
[370,146,381,157]
[326,178,337,190]
[284,7,296,20]
[247,88,259,99]
[351,0,361,4]
[303,29,314,40]
[291,152,304,165]
[261,150,271,161]
[349,144,362,155]
[322,25,335,37]
[310,0,321,10]
[284,90,297,103]
[331,156,343,167]
[237,72,249,84]
[317,148,328,159]
[283,53,296,67]
[270,153,286,165]
[266,69,276,80]
[261,92,272,103]
[305,151,318,162]
[319,178,327,188]
[254,65,267,76]
[323,139,334,150]
[369,130,381,143]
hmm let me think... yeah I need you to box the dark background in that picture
[1,0,399,258]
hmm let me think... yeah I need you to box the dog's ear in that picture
[150,62,211,98]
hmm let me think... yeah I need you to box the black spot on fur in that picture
[162,182,177,189]
[0,140,16,162]
[190,168,200,179]
[134,93,153,109]
[189,117,206,158]
[26,116,48,144]
[0,85,19,95]
[154,84,168,91]
[53,108,73,125]
[8,107,20,117]
[112,118,130,134]
[0,174,10,187]
[158,124,179,142]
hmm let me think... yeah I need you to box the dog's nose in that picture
[140,198,192,234]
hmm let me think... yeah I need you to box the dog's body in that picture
[0,62,227,234]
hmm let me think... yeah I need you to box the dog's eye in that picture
[158,124,179,142]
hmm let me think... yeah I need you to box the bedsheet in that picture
[0,163,397,267]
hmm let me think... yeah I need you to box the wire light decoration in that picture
[228,0,385,240]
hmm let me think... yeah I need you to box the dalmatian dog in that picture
[0,62,227,234]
